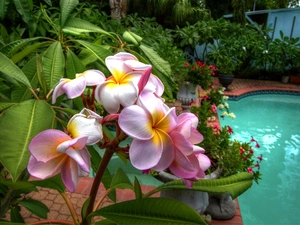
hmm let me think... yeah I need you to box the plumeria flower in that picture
[52,70,106,104]
[167,113,210,186]
[118,91,177,171]
[95,52,164,113]
[218,103,224,109]
[239,147,245,154]
[228,112,236,119]
[223,102,229,108]
[27,109,103,192]
[223,95,229,100]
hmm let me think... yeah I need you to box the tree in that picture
[109,0,127,20]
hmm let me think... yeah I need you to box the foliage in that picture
[0,1,260,224]
[191,87,262,183]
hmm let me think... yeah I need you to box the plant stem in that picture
[82,148,115,224]
[28,220,75,225]
[61,192,80,224]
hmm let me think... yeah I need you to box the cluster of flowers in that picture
[28,53,211,191]
[184,60,218,89]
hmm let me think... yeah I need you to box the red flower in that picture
[247,168,253,174]
[255,142,260,148]
[249,148,254,154]
[257,154,263,161]
[202,95,209,100]
[240,147,245,154]
[250,136,256,142]
[227,126,234,134]
[184,62,189,67]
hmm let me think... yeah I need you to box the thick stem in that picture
[82,148,115,224]
[28,220,75,225]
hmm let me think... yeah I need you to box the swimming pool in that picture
[219,94,300,225]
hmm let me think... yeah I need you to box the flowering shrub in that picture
[0,51,258,225]
[180,60,218,90]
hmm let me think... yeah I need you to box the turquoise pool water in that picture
[219,94,300,225]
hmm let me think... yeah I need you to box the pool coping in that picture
[224,86,300,100]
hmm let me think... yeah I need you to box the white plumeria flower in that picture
[242,46,246,52]
[263,50,268,54]
[218,104,224,109]
[223,96,229,100]
[221,111,228,117]
[223,102,229,109]
[67,108,103,145]
[228,113,236,119]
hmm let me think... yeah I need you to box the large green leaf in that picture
[63,18,112,37]
[110,168,133,190]
[90,198,207,225]
[66,49,86,79]
[30,174,66,193]
[146,172,253,200]
[0,52,31,87]
[42,41,64,90]
[0,0,10,20]
[11,57,39,102]
[60,0,79,28]
[19,199,49,219]
[75,40,112,66]
[139,44,172,77]
[0,100,55,181]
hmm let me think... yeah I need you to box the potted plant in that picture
[175,60,218,110]
[207,36,245,91]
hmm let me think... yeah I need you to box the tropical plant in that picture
[0,0,256,224]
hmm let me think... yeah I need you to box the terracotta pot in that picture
[289,75,300,84]
[218,74,234,91]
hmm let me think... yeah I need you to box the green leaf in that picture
[0,179,35,190]
[10,206,24,223]
[75,40,112,66]
[63,18,112,37]
[0,0,10,20]
[19,199,49,219]
[0,100,55,181]
[139,44,172,77]
[95,219,118,225]
[0,102,16,112]
[42,41,64,90]
[36,53,49,96]
[60,0,79,28]
[11,56,39,102]
[90,198,207,225]
[110,168,133,190]
[66,49,86,79]
[0,37,44,58]
[11,41,49,64]
[0,52,31,87]
[147,172,253,200]
[133,177,142,199]
[30,174,66,193]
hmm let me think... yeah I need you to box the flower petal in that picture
[27,154,66,179]
[65,147,90,173]
[129,137,163,170]
[63,75,86,99]
[52,79,70,104]
[61,158,78,192]
[119,105,153,140]
[29,129,71,162]
[77,69,106,86]
[67,115,102,145]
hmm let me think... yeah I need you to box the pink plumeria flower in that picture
[118,91,177,171]
[95,52,164,113]
[52,70,106,104]
[167,113,210,185]
[27,109,103,192]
